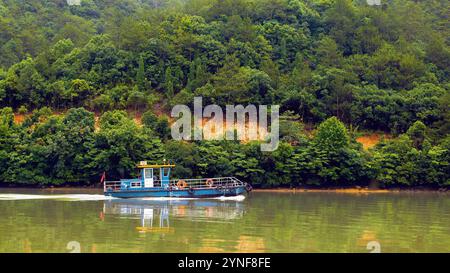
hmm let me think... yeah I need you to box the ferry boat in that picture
[103,161,252,199]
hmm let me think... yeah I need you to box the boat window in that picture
[145,169,153,179]
[131,182,141,188]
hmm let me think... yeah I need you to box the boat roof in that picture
[137,164,176,169]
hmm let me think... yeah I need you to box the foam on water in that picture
[0,194,116,201]
[216,195,246,201]
[0,193,245,202]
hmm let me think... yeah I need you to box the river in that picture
[0,189,449,253]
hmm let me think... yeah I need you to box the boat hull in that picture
[104,186,247,199]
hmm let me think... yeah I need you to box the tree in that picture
[311,117,367,185]
[154,115,171,141]
[406,121,427,149]
[186,57,208,91]
[324,0,358,55]
[314,117,349,151]
[164,67,174,98]
[70,79,92,106]
[279,112,306,144]
[127,86,147,112]
[136,55,146,91]
[0,58,46,108]
[0,107,16,180]
[142,110,158,129]
[92,94,114,112]
[315,36,343,67]
[93,110,163,179]
[369,43,428,90]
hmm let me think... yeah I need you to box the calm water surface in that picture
[0,189,449,253]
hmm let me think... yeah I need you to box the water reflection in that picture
[1,191,448,252]
[102,199,246,233]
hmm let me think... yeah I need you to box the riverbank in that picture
[252,187,449,194]
[0,185,447,194]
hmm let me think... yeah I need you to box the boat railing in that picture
[169,177,245,189]
[104,181,121,192]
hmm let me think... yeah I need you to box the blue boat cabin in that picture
[119,161,175,190]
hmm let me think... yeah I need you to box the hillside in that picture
[0,0,449,188]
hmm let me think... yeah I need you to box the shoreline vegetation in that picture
[253,187,449,193]
[0,0,449,189]
[0,185,448,193]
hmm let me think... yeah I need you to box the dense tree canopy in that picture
[0,0,448,187]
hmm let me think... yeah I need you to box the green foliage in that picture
[126,86,147,111]
[314,117,349,150]
[0,106,447,187]
[0,0,446,136]
[279,112,306,144]
[136,55,146,91]
[406,121,427,149]
[0,0,448,188]
[93,110,164,179]
[18,105,27,115]
[164,67,174,98]
[142,110,158,129]
[371,123,449,187]
[309,117,369,185]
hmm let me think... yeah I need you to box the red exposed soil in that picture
[356,133,391,150]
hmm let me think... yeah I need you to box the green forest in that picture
[0,0,448,188]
